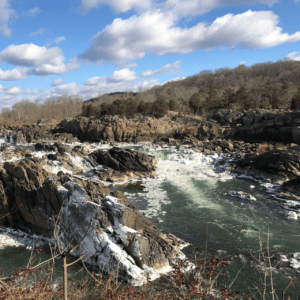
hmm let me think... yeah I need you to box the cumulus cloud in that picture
[163,0,279,19]
[0,70,162,111]
[0,0,17,37]
[30,28,45,37]
[108,68,137,82]
[55,36,66,44]
[84,76,106,86]
[79,10,300,65]
[286,52,300,61]
[239,61,247,65]
[80,0,279,17]
[141,60,182,77]
[5,86,22,95]
[0,67,28,80]
[0,44,80,75]
[80,0,152,15]
[50,78,64,86]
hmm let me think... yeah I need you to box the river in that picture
[1,142,300,298]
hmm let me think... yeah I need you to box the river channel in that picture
[1,143,300,298]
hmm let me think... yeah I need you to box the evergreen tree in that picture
[152,97,168,118]
[291,89,300,109]
[189,93,202,114]
[169,99,176,111]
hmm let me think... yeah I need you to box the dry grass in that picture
[0,219,298,299]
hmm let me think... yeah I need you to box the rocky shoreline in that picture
[1,110,300,284]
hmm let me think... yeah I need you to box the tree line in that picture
[89,59,300,115]
[0,95,83,124]
[82,98,176,118]
[2,60,300,124]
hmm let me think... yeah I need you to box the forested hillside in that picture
[83,59,300,118]
[1,59,300,124]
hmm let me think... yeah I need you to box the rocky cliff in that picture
[0,148,190,286]
[56,110,300,144]
[210,109,300,143]
[2,109,300,146]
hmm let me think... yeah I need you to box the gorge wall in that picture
[2,109,300,145]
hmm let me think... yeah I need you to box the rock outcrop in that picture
[89,147,157,182]
[3,109,300,146]
[89,147,157,172]
[55,110,300,144]
[2,124,78,144]
[0,157,190,286]
[210,109,300,143]
[232,149,300,183]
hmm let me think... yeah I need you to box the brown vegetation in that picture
[0,95,83,125]
[0,220,298,299]
[86,60,300,117]
[2,60,300,124]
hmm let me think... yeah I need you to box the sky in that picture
[0,0,300,111]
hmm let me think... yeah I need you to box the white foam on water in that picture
[42,161,73,175]
[138,150,232,219]
[224,191,257,201]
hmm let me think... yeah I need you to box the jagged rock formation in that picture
[232,149,300,183]
[210,109,300,143]
[89,147,157,182]
[56,110,300,144]
[0,153,190,286]
[89,147,157,172]
[2,109,300,145]
[58,115,185,143]
[2,126,78,144]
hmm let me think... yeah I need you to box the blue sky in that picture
[0,0,300,111]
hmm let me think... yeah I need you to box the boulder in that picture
[89,147,157,173]
[0,159,191,286]
[233,149,300,183]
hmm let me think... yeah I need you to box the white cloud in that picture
[141,60,182,77]
[0,70,161,111]
[108,68,137,82]
[0,67,28,80]
[55,36,66,44]
[5,86,21,95]
[23,6,41,17]
[52,82,80,95]
[0,44,80,75]
[50,78,64,86]
[30,28,45,37]
[80,0,152,15]
[0,0,17,37]
[23,88,44,94]
[84,76,106,86]
[239,61,247,65]
[79,10,300,65]
[286,52,300,61]
[163,0,278,19]
[0,43,63,66]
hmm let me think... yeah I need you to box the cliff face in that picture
[58,115,183,143]
[2,109,300,145]
[0,152,190,286]
[210,109,300,143]
[58,110,300,144]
